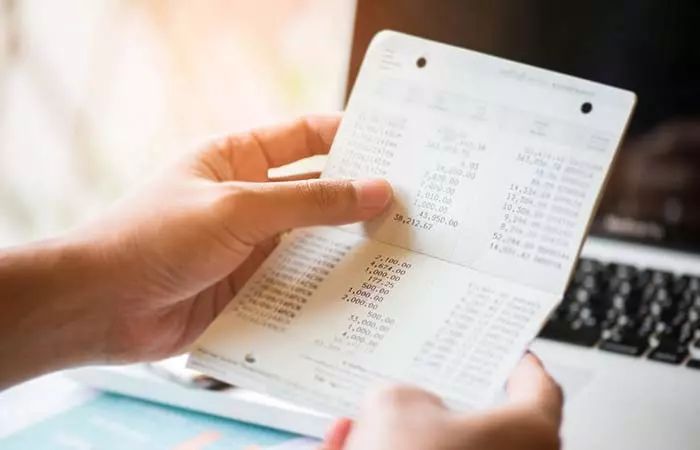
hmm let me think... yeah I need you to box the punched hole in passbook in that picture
[244,353,256,364]
[416,56,427,68]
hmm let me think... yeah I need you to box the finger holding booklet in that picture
[188,30,636,417]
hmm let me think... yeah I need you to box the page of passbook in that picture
[188,31,636,417]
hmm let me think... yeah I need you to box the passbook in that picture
[188,31,636,416]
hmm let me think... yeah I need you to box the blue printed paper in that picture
[1,393,296,449]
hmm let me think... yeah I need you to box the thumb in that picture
[506,352,563,425]
[447,353,563,450]
[232,178,393,240]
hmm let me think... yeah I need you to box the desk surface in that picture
[0,373,317,449]
[0,372,96,439]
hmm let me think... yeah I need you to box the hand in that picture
[322,353,563,450]
[0,114,393,387]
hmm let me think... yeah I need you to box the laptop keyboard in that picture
[538,257,700,368]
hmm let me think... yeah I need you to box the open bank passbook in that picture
[188,31,636,416]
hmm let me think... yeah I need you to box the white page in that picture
[188,31,635,417]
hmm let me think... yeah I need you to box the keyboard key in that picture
[599,337,647,356]
[678,321,697,345]
[648,337,688,364]
[572,287,590,304]
[673,276,690,296]
[538,320,600,347]
[578,258,601,274]
[582,275,601,293]
[640,284,657,303]
[636,315,656,339]
[686,338,700,369]
[674,275,700,296]
[610,279,633,296]
[687,359,700,369]
[687,277,700,293]
[599,326,647,356]
[678,292,698,312]
[688,308,700,323]
[606,263,636,280]
[652,288,673,307]
[688,337,700,360]
[642,269,673,287]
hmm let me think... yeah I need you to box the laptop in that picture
[74,1,699,447]
[346,1,700,448]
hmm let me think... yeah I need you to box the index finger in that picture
[250,113,341,168]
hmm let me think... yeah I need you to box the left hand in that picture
[79,114,393,363]
[0,114,393,387]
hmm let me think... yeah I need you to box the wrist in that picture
[0,236,110,388]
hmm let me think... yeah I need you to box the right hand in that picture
[322,353,563,450]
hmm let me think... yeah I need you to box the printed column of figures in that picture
[410,283,540,402]
[489,146,600,269]
[315,254,413,354]
[394,127,485,231]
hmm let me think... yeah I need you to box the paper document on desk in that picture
[188,31,636,417]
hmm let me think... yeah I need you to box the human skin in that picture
[320,353,563,450]
[0,114,562,449]
[0,114,392,388]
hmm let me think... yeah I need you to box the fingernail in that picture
[524,350,544,367]
[352,179,393,209]
[323,417,353,450]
